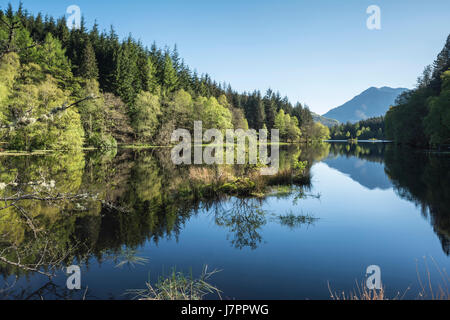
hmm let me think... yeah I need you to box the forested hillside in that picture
[0,4,329,151]
[385,34,450,148]
[329,117,385,140]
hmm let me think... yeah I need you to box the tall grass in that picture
[327,280,388,300]
[416,256,450,300]
[328,257,449,300]
[127,266,222,300]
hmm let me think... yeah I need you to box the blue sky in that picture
[2,0,450,114]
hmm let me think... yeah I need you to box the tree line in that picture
[0,3,329,151]
[385,34,450,148]
[329,116,385,140]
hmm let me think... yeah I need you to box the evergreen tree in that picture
[162,53,178,94]
[264,97,277,130]
[430,34,450,94]
[113,38,140,105]
[78,38,99,79]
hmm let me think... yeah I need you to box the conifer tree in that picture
[113,39,140,105]
[79,39,99,79]
[162,53,178,94]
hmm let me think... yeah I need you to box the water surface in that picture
[0,142,448,299]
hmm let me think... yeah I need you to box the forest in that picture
[0,4,329,152]
[385,34,450,148]
[329,116,385,140]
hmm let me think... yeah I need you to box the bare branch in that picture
[0,95,99,130]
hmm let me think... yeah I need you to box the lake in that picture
[0,142,449,300]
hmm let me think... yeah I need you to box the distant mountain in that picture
[323,87,408,123]
[311,112,340,127]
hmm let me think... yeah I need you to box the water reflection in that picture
[324,142,392,190]
[0,142,449,299]
[384,146,450,255]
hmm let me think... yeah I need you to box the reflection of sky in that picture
[17,160,446,300]
[323,156,392,190]
[2,155,448,300]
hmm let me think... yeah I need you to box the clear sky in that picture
[2,0,450,114]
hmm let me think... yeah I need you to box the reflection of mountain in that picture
[324,142,392,190]
[323,156,392,190]
[325,142,450,256]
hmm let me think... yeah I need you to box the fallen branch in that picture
[0,255,52,277]
[0,95,99,129]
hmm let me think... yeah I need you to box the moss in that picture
[218,178,257,196]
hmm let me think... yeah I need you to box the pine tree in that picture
[79,39,99,79]
[113,38,140,105]
[146,57,159,94]
[36,33,73,86]
[430,34,450,94]
[264,90,277,130]
[162,53,178,94]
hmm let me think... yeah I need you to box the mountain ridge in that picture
[311,112,340,127]
[323,87,409,123]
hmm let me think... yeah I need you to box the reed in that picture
[127,265,222,300]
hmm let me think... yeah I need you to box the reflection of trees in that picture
[0,152,92,278]
[73,151,197,258]
[0,280,94,300]
[0,145,319,289]
[328,142,386,163]
[213,198,266,250]
[384,146,450,255]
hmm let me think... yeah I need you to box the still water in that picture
[0,142,448,299]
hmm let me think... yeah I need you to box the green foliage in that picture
[162,53,178,94]
[0,52,20,114]
[423,71,450,146]
[35,33,73,87]
[113,38,141,105]
[88,132,117,150]
[144,57,159,94]
[311,122,330,141]
[0,4,328,149]
[197,96,233,131]
[330,117,385,140]
[274,109,302,142]
[5,70,84,151]
[78,39,99,80]
[385,35,450,148]
[132,91,161,142]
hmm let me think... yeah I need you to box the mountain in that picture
[311,112,340,127]
[323,87,409,123]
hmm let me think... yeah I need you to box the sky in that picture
[2,0,450,115]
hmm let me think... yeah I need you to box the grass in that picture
[328,280,388,300]
[415,256,450,300]
[328,256,449,300]
[114,248,149,269]
[127,266,222,300]
[276,211,318,229]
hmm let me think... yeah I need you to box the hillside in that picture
[0,5,330,151]
[323,87,408,123]
[311,112,340,127]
